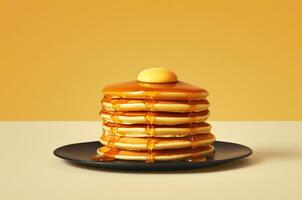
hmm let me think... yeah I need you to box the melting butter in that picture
[137,67,178,83]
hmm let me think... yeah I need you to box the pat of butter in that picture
[137,67,178,83]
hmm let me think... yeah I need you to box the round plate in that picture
[54,141,252,171]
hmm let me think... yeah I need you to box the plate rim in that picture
[53,141,253,171]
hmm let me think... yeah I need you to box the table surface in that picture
[0,121,301,200]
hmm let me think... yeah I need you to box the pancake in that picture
[101,110,210,125]
[103,122,212,137]
[100,133,215,150]
[96,145,215,161]
[103,81,209,101]
[102,98,209,113]
[95,68,216,162]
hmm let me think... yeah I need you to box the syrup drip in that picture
[188,94,197,126]
[144,112,155,124]
[112,101,120,111]
[144,92,157,162]
[146,137,155,163]
[92,147,120,161]
[191,135,198,155]
[103,80,207,93]
[103,147,120,160]
[145,99,156,111]
[186,135,206,162]
[187,95,205,162]
[111,111,121,123]
[111,99,129,111]
[102,95,112,103]
[100,114,120,161]
[145,112,156,162]
[189,104,197,113]
[145,91,159,100]
[146,124,154,136]
[107,124,118,148]
[110,113,119,151]
[189,126,197,137]
[94,127,119,161]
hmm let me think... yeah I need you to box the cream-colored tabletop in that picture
[0,122,301,200]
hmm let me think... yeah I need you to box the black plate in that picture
[53,141,252,171]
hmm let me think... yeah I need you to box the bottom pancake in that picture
[96,145,215,161]
[100,133,215,150]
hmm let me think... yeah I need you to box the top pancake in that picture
[103,80,209,100]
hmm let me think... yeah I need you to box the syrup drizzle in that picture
[103,80,207,93]
[187,94,205,162]
[94,127,119,161]
[144,111,155,162]
[111,111,120,123]
[92,147,120,161]
[146,137,155,162]
[107,112,120,156]
[102,95,111,103]
[97,87,209,162]
[103,147,120,160]
[144,92,158,162]
[110,99,129,111]
[145,99,156,111]
[98,109,121,161]
[112,101,120,111]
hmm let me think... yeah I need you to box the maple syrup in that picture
[145,99,156,111]
[109,99,129,111]
[102,147,120,160]
[146,124,154,136]
[144,110,156,162]
[189,104,197,113]
[92,147,120,161]
[98,113,119,161]
[144,112,155,124]
[109,126,118,143]
[185,135,208,162]
[146,137,155,163]
[96,78,212,163]
[187,95,206,162]
[102,95,112,103]
[112,100,120,111]
[111,111,120,123]
[143,92,158,162]
[103,80,207,93]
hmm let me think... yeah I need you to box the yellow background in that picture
[0,0,301,120]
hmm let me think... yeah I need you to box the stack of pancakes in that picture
[95,68,215,162]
